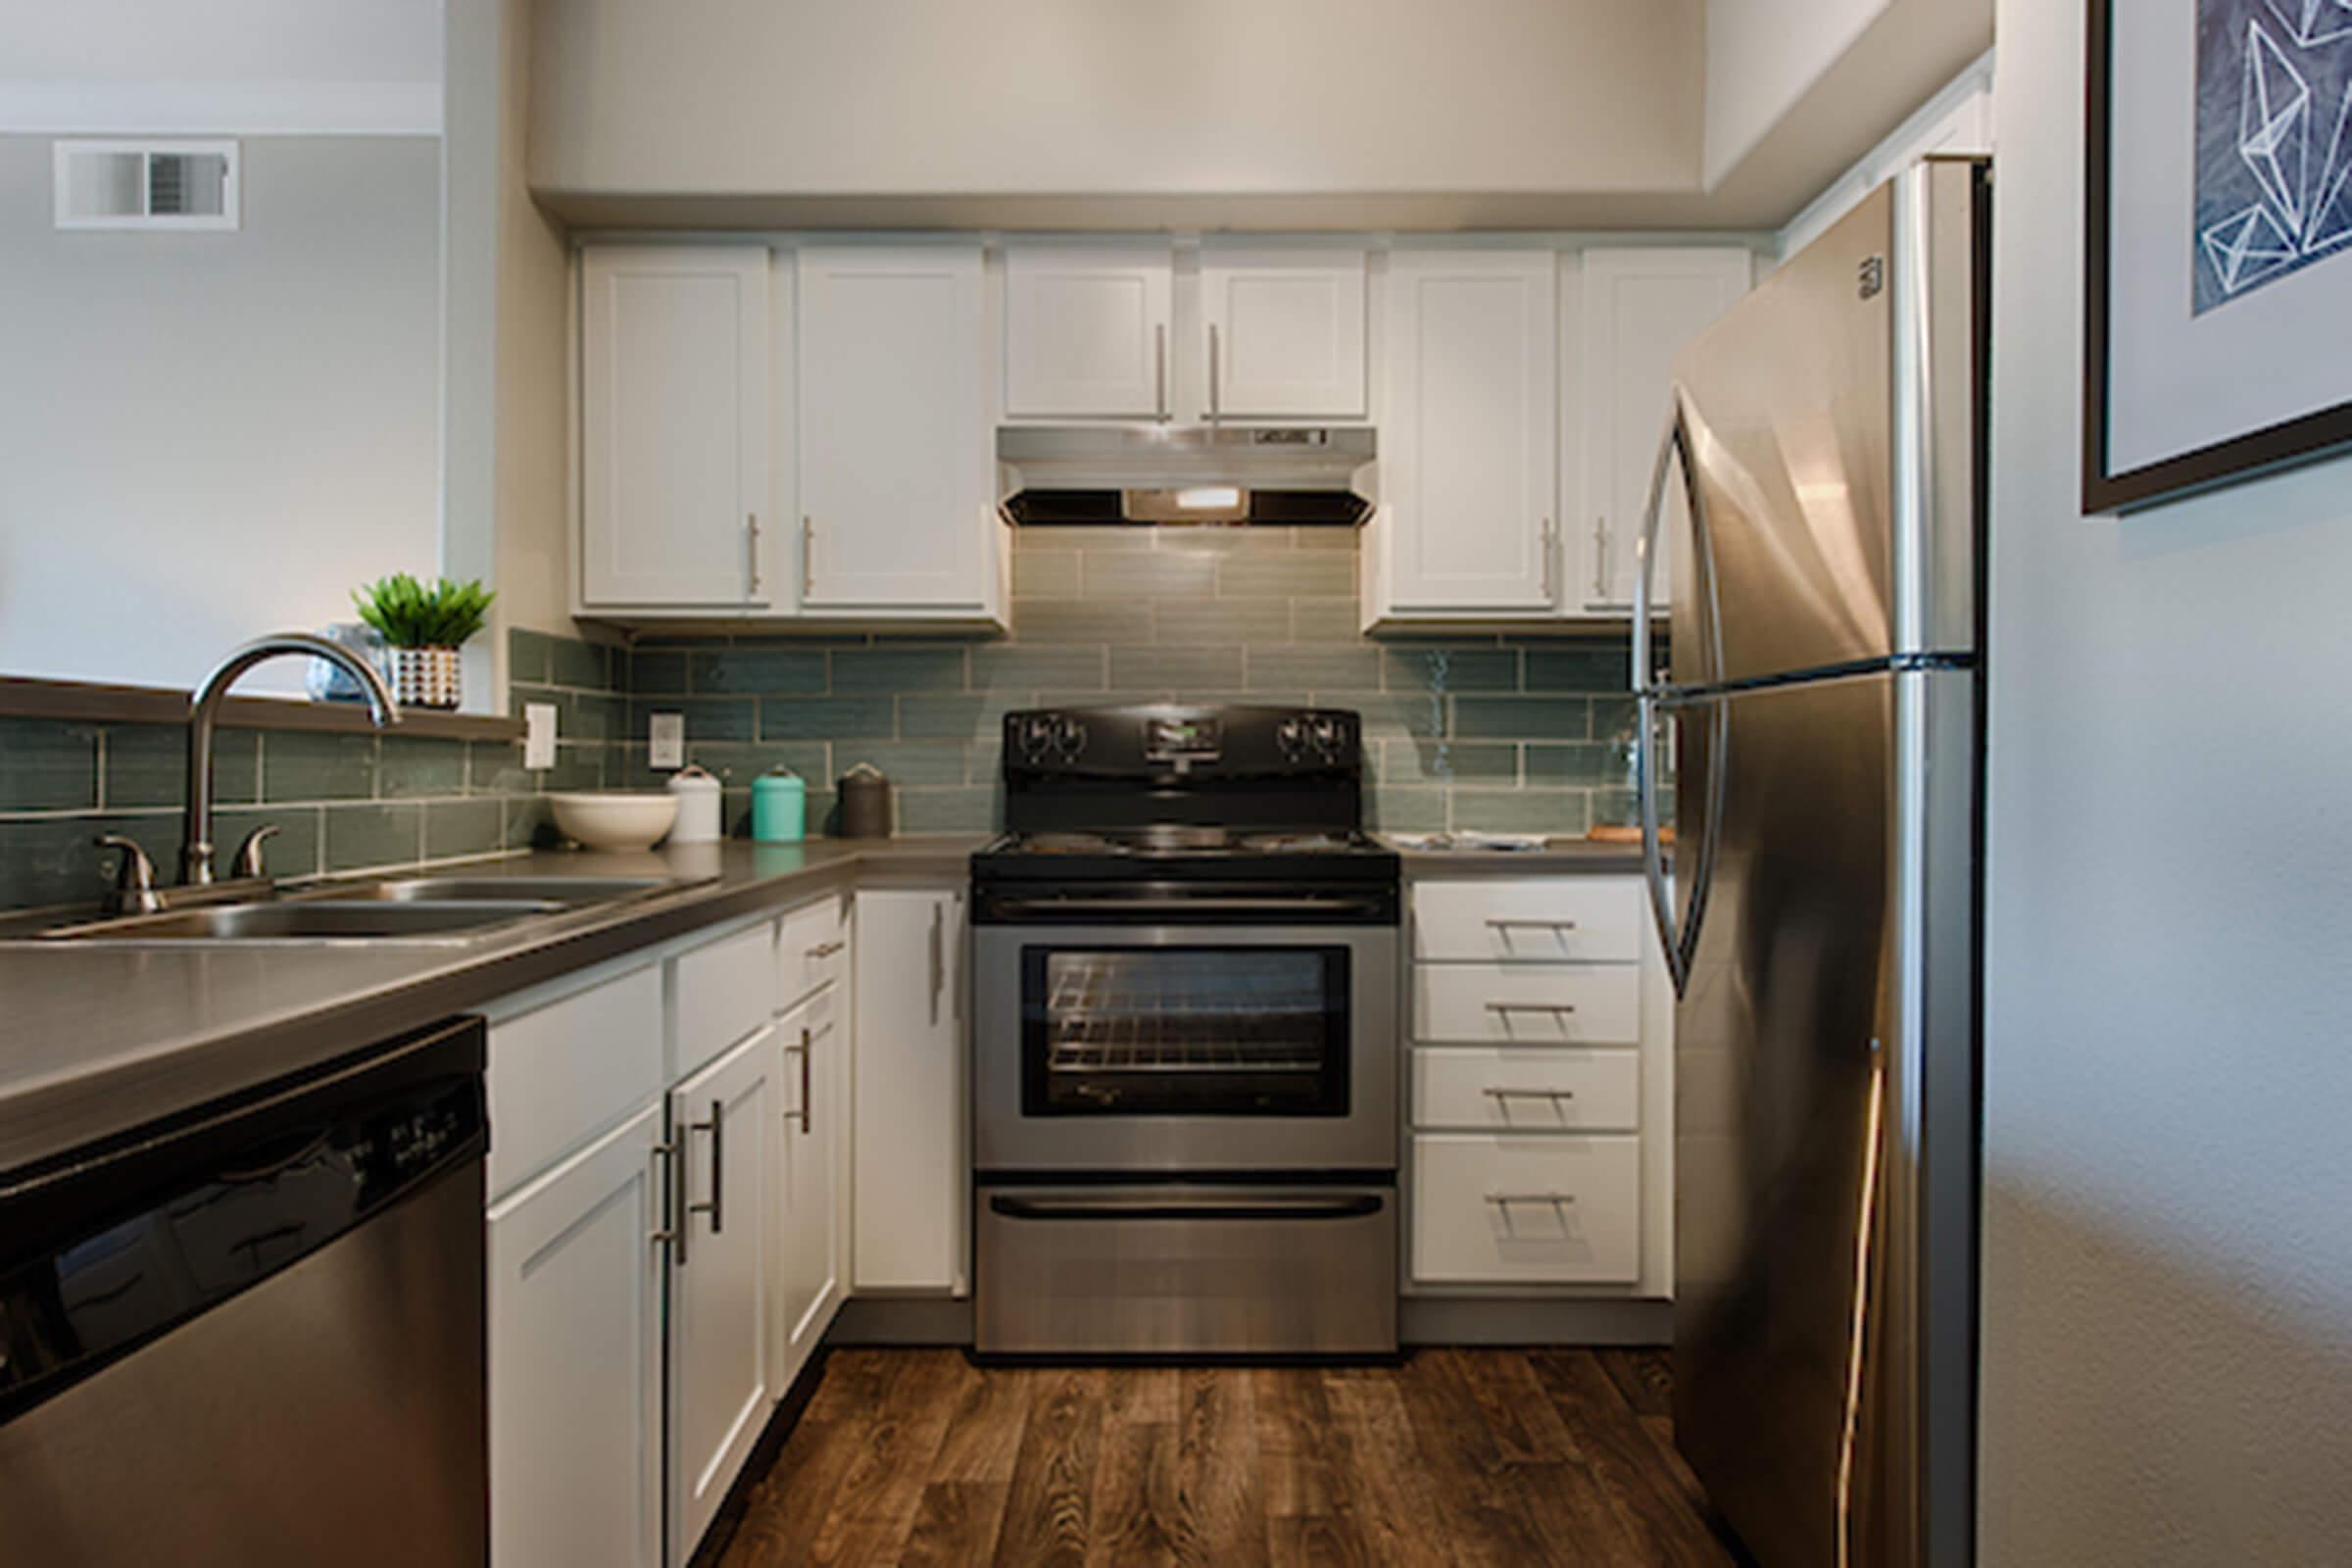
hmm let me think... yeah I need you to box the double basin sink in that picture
[35,875,708,946]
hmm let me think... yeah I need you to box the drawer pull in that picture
[1485,1001,1578,1014]
[1485,1192,1579,1206]
[1486,917,1579,930]
[1483,1086,1578,1101]
[806,939,845,958]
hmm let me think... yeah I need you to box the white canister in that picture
[665,763,722,844]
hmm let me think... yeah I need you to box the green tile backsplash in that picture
[612,529,1651,840]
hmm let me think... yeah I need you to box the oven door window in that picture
[1021,946,1350,1117]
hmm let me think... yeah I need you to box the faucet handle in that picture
[94,834,163,915]
[230,823,280,880]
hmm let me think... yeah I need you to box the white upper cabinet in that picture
[580,245,771,609]
[1377,250,1559,613]
[797,244,996,612]
[1004,245,1174,419]
[1200,248,1368,420]
[1577,248,1752,613]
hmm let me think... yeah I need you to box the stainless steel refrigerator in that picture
[1633,159,1985,1568]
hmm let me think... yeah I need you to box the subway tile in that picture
[972,646,1105,692]
[690,647,827,695]
[0,718,99,811]
[214,806,320,881]
[1453,696,1591,741]
[1008,600,1137,644]
[1215,551,1353,598]
[1021,525,1152,552]
[263,732,378,802]
[895,787,1000,833]
[1365,788,1447,833]
[1449,790,1592,837]
[1245,647,1381,692]
[1592,788,1642,829]
[1592,698,1640,744]
[1350,693,1448,740]
[508,627,554,685]
[1083,549,1221,599]
[467,742,531,796]
[1153,526,1295,555]
[1294,526,1359,550]
[1525,742,1620,788]
[901,695,1026,740]
[830,647,969,694]
[324,802,424,872]
[0,812,178,911]
[1154,598,1291,646]
[1525,645,1637,694]
[503,794,555,851]
[548,636,613,692]
[760,696,895,740]
[107,724,251,810]
[1290,599,1365,642]
[1009,550,1082,597]
[1382,739,1518,786]
[424,799,505,860]
[629,696,756,743]
[534,750,606,792]
[566,693,630,744]
[626,649,691,694]
[1109,647,1244,692]
[829,740,969,787]
[377,737,468,798]
[1381,648,1520,693]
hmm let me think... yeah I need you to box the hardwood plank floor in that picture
[713,1350,1745,1567]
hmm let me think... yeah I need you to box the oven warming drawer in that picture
[974,1183,1397,1357]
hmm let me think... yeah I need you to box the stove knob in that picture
[1276,716,1309,760]
[1052,716,1088,759]
[1017,715,1056,761]
[1310,715,1346,757]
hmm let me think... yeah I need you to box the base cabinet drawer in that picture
[1413,1047,1640,1133]
[1411,878,1644,962]
[1411,1135,1641,1285]
[777,895,848,1011]
[488,964,663,1199]
[675,919,777,1076]
[1413,963,1641,1046]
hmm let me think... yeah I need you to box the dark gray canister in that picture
[837,762,894,838]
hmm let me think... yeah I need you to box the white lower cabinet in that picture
[667,1024,782,1562]
[852,887,967,1293]
[488,1101,665,1568]
[774,983,845,1387]
[1412,1134,1642,1286]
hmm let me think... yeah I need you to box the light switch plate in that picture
[649,711,685,769]
[522,702,558,769]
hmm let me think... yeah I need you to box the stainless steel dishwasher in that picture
[0,1015,488,1565]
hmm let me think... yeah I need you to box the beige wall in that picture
[1702,0,1890,186]
[1979,1,2352,1560]
[530,0,1704,201]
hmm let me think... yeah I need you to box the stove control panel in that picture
[1003,705,1361,779]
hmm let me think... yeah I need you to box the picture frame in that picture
[2084,0,2352,514]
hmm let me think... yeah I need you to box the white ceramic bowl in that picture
[547,791,679,851]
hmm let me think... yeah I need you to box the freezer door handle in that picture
[1632,398,1723,695]
[1640,693,1728,998]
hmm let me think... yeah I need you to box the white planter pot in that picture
[388,646,463,710]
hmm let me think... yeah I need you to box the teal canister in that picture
[751,768,807,843]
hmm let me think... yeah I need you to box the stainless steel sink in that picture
[52,899,567,943]
[320,876,678,906]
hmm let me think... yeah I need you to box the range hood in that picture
[998,425,1376,527]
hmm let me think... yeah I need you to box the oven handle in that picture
[988,1194,1385,1223]
[987,895,1390,920]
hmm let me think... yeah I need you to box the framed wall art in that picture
[2085,0,2352,512]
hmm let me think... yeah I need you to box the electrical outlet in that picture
[649,711,685,770]
[523,703,558,769]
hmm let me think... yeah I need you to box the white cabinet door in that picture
[1577,248,1751,613]
[1200,248,1368,419]
[775,984,845,1388]
[489,1102,664,1568]
[667,1027,781,1562]
[797,245,993,610]
[852,888,967,1293]
[580,245,770,609]
[1004,245,1173,418]
[1382,251,1558,612]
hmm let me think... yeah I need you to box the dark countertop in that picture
[1381,835,1660,877]
[0,836,985,1179]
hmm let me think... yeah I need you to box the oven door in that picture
[973,923,1397,1173]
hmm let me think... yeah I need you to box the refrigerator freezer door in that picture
[1672,667,1977,1568]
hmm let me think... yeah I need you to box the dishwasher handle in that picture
[988,1193,1386,1223]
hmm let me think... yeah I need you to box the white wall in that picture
[1703,0,1890,187]
[1979,2,2352,1561]
[531,0,1704,200]
[0,135,443,693]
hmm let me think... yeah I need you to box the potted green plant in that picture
[351,574,495,710]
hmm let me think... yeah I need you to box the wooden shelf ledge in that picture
[0,675,525,744]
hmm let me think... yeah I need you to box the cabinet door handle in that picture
[798,1027,813,1134]
[1207,322,1221,423]
[802,514,815,599]
[663,1135,689,1267]
[1154,321,1169,421]
[806,939,845,958]
[1541,516,1556,601]
[651,1138,681,1258]
[1592,514,1612,603]
[747,513,762,598]
[687,1099,723,1237]
[928,902,945,1026]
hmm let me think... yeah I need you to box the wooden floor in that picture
[710,1348,1746,1567]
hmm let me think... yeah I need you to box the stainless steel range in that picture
[970,704,1399,1357]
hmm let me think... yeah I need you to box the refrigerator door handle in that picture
[1632,396,1725,695]
[1640,693,1727,998]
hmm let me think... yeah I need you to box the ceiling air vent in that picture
[53,139,238,231]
